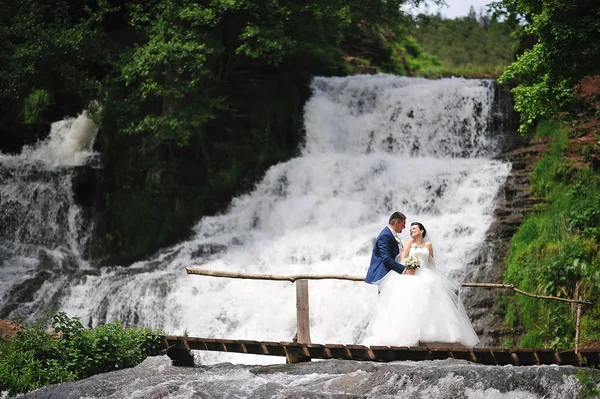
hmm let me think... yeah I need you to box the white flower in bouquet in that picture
[403,255,420,270]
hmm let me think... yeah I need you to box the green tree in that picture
[498,0,600,132]
[0,0,442,263]
[407,8,517,76]
[0,0,113,149]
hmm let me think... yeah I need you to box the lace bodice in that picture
[408,245,431,269]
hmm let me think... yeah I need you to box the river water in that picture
[18,356,595,399]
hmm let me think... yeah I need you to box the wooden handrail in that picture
[185,267,593,306]
[185,267,363,282]
[186,266,592,355]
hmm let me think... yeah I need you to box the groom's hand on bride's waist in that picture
[405,269,416,275]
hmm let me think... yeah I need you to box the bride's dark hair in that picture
[411,222,426,238]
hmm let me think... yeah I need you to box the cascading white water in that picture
[48,75,511,365]
[21,111,99,167]
[0,112,98,317]
[4,77,596,399]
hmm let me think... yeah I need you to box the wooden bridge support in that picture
[162,336,597,367]
[163,337,195,367]
[295,279,311,344]
[288,279,312,363]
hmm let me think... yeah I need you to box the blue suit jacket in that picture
[365,227,406,284]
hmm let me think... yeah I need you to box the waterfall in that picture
[0,76,511,366]
[0,112,98,319]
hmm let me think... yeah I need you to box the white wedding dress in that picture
[362,245,479,347]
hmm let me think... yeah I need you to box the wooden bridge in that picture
[162,335,600,367]
[171,267,596,367]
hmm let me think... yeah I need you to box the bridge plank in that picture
[202,338,226,352]
[223,341,246,353]
[306,343,332,359]
[390,346,428,361]
[326,344,352,360]
[369,346,395,362]
[449,347,474,362]
[580,349,600,366]
[490,348,516,365]
[472,348,497,365]
[513,348,537,366]
[238,340,268,355]
[263,341,286,356]
[346,345,376,361]
[429,348,452,361]
[557,349,583,366]
[282,342,311,363]
[534,348,559,365]
[160,336,600,367]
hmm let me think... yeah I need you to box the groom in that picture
[365,211,415,285]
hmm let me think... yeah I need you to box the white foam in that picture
[55,76,510,365]
[21,111,98,167]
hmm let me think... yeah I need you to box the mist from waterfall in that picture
[0,76,511,366]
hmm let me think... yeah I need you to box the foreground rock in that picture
[17,356,597,399]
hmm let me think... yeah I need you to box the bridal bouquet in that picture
[403,255,420,270]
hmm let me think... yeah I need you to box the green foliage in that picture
[502,120,600,348]
[24,90,51,124]
[102,0,391,262]
[520,329,543,348]
[0,1,111,124]
[575,370,600,399]
[341,5,516,78]
[0,0,452,263]
[0,312,164,396]
[498,0,600,133]
[530,120,571,196]
[534,119,564,139]
[399,36,443,76]
[407,8,517,77]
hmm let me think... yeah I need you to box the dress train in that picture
[362,246,479,347]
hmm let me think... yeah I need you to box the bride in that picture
[362,222,479,347]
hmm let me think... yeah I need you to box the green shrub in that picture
[502,120,600,349]
[23,89,50,124]
[581,145,593,163]
[535,119,565,139]
[575,369,600,399]
[0,312,164,396]
[520,330,543,348]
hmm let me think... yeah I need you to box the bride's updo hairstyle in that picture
[411,222,426,238]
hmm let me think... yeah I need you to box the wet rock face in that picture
[462,136,547,346]
[455,81,552,346]
[72,165,98,208]
[19,356,594,399]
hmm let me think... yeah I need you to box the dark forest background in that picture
[0,0,520,264]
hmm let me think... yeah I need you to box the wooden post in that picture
[285,279,312,364]
[575,295,582,355]
[296,279,311,344]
